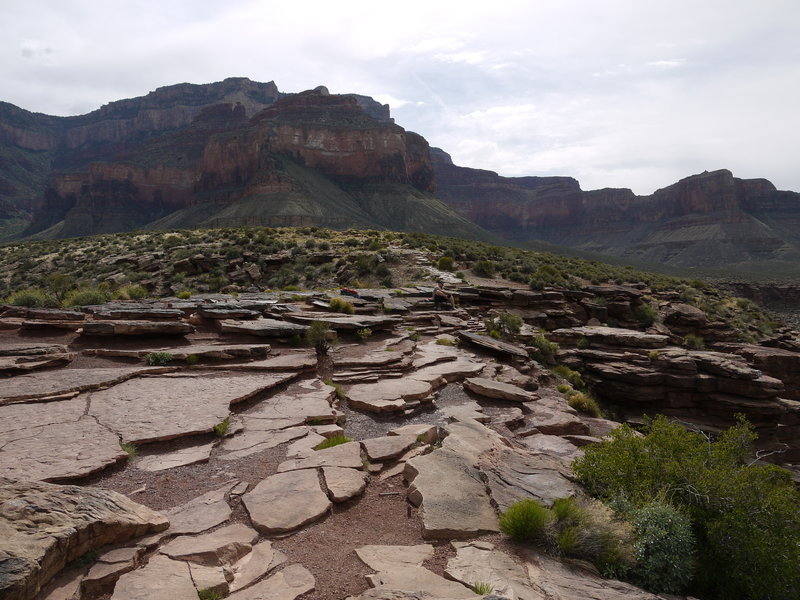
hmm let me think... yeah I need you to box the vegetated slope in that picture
[432,148,800,279]
[0,226,784,344]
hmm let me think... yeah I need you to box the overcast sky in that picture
[2,0,799,195]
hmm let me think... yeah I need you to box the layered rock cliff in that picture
[432,149,800,272]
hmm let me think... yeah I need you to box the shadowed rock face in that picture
[432,148,800,270]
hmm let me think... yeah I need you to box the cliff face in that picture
[432,149,800,270]
[19,87,447,240]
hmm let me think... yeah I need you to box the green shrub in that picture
[323,378,345,400]
[435,337,456,346]
[568,392,601,417]
[120,442,137,460]
[552,364,585,389]
[471,582,494,595]
[355,327,372,341]
[329,297,355,314]
[213,418,230,437]
[176,290,192,299]
[648,350,660,361]
[629,502,695,594]
[576,336,591,349]
[530,334,558,365]
[145,352,174,366]
[437,255,454,271]
[62,287,111,307]
[556,383,572,394]
[499,498,550,542]
[5,287,58,308]
[572,416,800,600]
[197,589,222,600]
[185,354,199,366]
[306,320,331,354]
[633,303,657,327]
[314,434,353,450]
[114,284,148,300]
[472,259,496,278]
[682,333,705,350]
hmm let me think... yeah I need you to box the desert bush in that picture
[552,364,585,389]
[5,287,58,308]
[314,434,353,450]
[572,416,800,600]
[633,303,657,327]
[355,327,372,341]
[499,498,550,542]
[329,297,355,314]
[682,333,705,350]
[530,334,559,365]
[62,287,111,307]
[568,392,601,417]
[145,352,174,366]
[577,336,591,349]
[114,284,148,300]
[306,320,331,354]
[472,259,496,278]
[176,290,192,299]
[185,354,199,366]
[556,383,572,394]
[437,255,454,271]
[629,502,695,594]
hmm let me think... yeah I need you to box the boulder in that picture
[0,478,168,600]
[463,377,537,402]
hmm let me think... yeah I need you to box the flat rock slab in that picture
[162,484,234,536]
[321,467,368,502]
[111,556,195,600]
[228,564,314,600]
[361,435,418,462]
[0,353,74,374]
[550,326,669,349]
[89,373,297,444]
[207,352,317,372]
[0,343,71,356]
[220,426,309,460]
[355,544,434,571]
[219,318,309,337]
[332,348,405,368]
[90,307,185,320]
[0,367,163,405]
[410,359,485,385]
[457,331,528,358]
[347,378,434,413]
[89,344,272,361]
[446,541,538,600]
[136,442,215,472]
[160,523,259,566]
[243,470,331,534]
[525,551,661,600]
[229,541,287,593]
[0,409,125,482]
[197,306,260,319]
[246,378,337,426]
[277,441,363,472]
[405,446,499,539]
[367,566,476,599]
[0,478,168,600]
[285,311,402,330]
[81,321,195,336]
[464,377,536,402]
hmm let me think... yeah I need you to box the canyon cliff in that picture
[432,149,800,273]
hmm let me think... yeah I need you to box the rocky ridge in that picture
[2,250,799,600]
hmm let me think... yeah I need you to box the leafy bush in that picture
[568,392,601,417]
[306,320,331,354]
[62,287,111,307]
[629,502,695,594]
[633,303,657,327]
[145,352,174,366]
[573,416,800,599]
[176,290,192,299]
[213,417,230,437]
[329,297,355,314]
[530,334,558,365]
[5,287,58,307]
[552,364,585,389]
[499,498,550,542]
[355,327,372,341]
[314,434,353,450]
[472,259,496,278]
[437,255,454,271]
[682,333,705,350]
